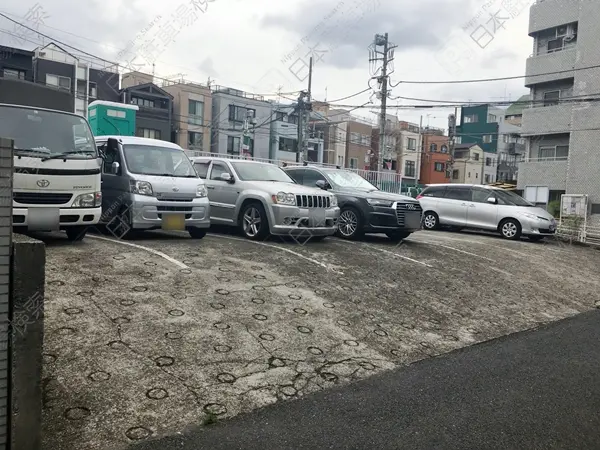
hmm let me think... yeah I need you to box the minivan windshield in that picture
[495,189,534,207]
[0,104,97,159]
[322,169,378,191]
[123,145,197,177]
[230,161,294,182]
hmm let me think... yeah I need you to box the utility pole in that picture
[370,33,397,187]
[447,108,457,181]
[240,110,254,158]
[415,115,423,187]
[296,57,313,164]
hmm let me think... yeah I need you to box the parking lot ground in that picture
[40,229,600,450]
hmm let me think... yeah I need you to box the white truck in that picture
[1,103,102,241]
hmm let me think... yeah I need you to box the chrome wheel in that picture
[423,213,437,230]
[339,210,358,237]
[502,221,518,238]
[243,207,261,237]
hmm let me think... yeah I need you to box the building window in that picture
[543,91,560,107]
[434,162,444,172]
[538,145,569,161]
[452,169,459,180]
[46,74,71,91]
[188,131,203,150]
[488,114,496,123]
[89,82,97,98]
[430,143,438,152]
[349,157,358,169]
[463,114,478,123]
[407,138,416,150]
[404,160,416,177]
[132,97,155,108]
[524,186,549,204]
[440,144,448,153]
[473,153,480,161]
[475,172,478,178]
[229,105,255,123]
[279,137,296,152]
[350,132,360,144]
[337,156,344,167]
[136,128,161,139]
[485,174,490,183]
[227,136,241,154]
[454,137,462,144]
[107,109,126,118]
[276,112,286,121]
[188,100,204,125]
[76,66,87,80]
[483,134,492,143]
[3,68,25,79]
[485,157,492,166]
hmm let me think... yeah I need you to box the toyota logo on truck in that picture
[36,179,50,188]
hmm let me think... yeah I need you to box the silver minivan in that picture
[417,183,557,241]
[95,136,210,239]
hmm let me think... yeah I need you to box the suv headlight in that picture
[272,191,296,205]
[366,198,393,207]
[130,180,153,196]
[196,184,208,198]
[330,195,338,207]
[72,191,102,207]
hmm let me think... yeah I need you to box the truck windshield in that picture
[0,105,97,158]
[123,144,197,177]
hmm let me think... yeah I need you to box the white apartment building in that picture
[270,105,324,162]
[397,121,421,183]
[518,0,600,214]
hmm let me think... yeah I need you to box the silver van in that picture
[417,183,557,241]
[95,136,210,239]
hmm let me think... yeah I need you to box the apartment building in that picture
[518,0,600,214]
[162,80,212,154]
[451,143,484,184]
[270,104,325,162]
[121,72,173,142]
[32,43,120,116]
[0,45,72,111]
[420,128,450,185]
[397,121,421,183]
[210,86,273,159]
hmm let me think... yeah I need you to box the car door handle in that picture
[206,186,215,190]
[469,204,475,207]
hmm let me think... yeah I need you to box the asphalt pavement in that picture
[132,309,600,450]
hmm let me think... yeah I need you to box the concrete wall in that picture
[10,234,45,450]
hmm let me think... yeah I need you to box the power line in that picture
[389,62,600,85]
[319,87,372,103]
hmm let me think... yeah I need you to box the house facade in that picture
[162,80,212,154]
[397,121,421,184]
[420,130,450,185]
[210,86,272,159]
[451,143,484,184]
[518,0,600,215]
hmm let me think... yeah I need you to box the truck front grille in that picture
[295,194,331,208]
[13,192,73,205]
[396,202,422,226]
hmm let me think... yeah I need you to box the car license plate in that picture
[162,214,185,231]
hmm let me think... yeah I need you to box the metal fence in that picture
[186,151,418,195]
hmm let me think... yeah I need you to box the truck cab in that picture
[0,103,102,241]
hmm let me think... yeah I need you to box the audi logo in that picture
[406,203,416,210]
[36,179,50,188]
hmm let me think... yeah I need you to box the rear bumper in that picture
[269,205,340,236]
[13,206,101,231]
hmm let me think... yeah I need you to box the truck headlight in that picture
[72,192,102,208]
[330,195,338,207]
[130,180,153,196]
[272,192,296,205]
[197,184,208,197]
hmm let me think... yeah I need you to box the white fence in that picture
[187,151,416,195]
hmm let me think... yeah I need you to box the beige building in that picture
[162,80,212,155]
[451,143,484,184]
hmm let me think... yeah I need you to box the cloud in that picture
[261,0,473,70]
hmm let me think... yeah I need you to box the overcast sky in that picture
[0,0,534,129]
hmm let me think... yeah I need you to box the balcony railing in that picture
[524,155,568,162]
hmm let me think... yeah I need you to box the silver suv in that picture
[417,183,557,241]
[191,157,340,241]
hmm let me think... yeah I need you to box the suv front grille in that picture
[296,194,331,208]
[396,202,422,226]
[13,192,73,205]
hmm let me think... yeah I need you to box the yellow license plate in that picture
[162,214,186,231]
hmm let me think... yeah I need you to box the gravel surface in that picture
[38,229,600,450]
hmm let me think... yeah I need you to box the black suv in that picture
[284,166,422,241]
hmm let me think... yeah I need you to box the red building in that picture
[420,132,451,185]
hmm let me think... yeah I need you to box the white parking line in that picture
[207,233,344,274]
[415,240,495,262]
[415,234,530,257]
[86,234,189,269]
[331,239,432,268]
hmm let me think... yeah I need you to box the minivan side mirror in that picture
[110,161,120,175]
[220,173,233,183]
[487,196,497,204]
[316,179,329,190]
